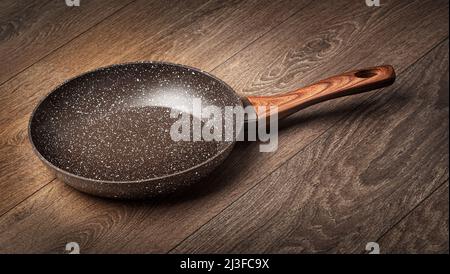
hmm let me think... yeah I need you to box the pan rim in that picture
[28,60,243,185]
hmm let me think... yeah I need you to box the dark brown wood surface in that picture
[0,0,448,253]
[378,181,449,254]
[0,0,134,84]
[173,39,449,253]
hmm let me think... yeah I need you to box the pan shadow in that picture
[87,88,410,207]
[154,87,411,205]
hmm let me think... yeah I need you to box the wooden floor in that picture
[0,0,448,254]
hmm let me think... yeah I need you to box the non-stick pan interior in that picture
[30,62,242,182]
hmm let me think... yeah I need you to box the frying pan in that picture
[29,62,395,199]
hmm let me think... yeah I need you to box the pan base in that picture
[31,106,225,181]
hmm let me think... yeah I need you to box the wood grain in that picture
[378,181,449,254]
[0,0,309,216]
[0,0,448,253]
[0,0,134,84]
[172,39,449,253]
[247,65,396,119]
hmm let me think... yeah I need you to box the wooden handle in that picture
[245,65,396,120]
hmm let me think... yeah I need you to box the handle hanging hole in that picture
[355,70,377,78]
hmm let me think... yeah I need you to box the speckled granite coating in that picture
[29,62,243,199]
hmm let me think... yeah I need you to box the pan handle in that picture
[244,65,396,120]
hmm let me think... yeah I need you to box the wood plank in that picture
[172,39,449,253]
[0,0,134,84]
[0,0,448,253]
[378,181,449,254]
[0,0,308,216]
